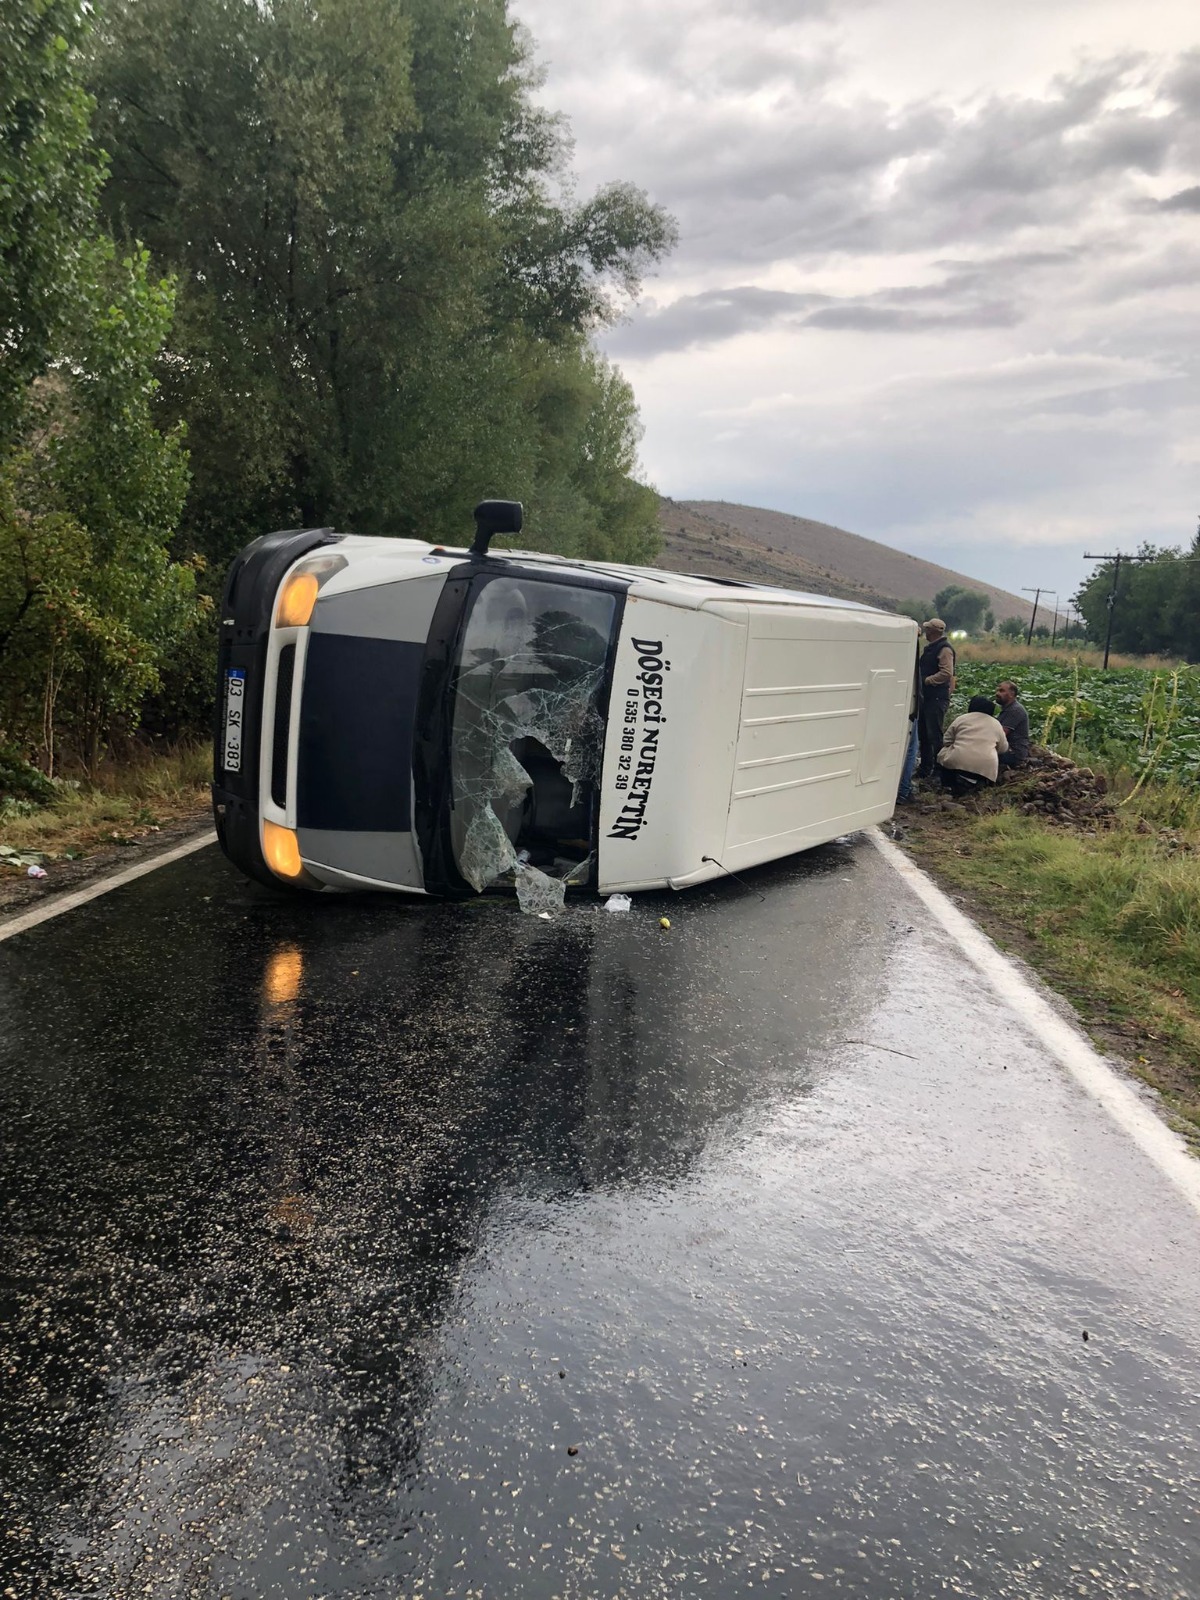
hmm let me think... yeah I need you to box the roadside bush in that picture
[0,743,57,804]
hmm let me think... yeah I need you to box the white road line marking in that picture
[869,826,1200,1216]
[0,831,217,945]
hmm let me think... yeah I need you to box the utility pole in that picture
[1082,550,1200,666]
[1083,553,1148,670]
[1022,587,1055,647]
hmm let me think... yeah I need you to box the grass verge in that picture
[0,742,210,864]
[897,786,1200,1147]
[956,640,1183,670]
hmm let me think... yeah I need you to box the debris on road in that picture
[514,862,567,916]
[1,845,48,870]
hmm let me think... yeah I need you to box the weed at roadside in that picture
[0,742,209,861]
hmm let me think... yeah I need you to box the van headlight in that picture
[274,554,348,628]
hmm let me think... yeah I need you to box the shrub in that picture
[0,744,56,804]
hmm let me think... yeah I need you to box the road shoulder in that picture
[0,807,214,929]
[887,795,1200,1152]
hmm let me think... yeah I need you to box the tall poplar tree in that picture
[0,0,103,448]
[89,0,676,564]
[1,2,202,769]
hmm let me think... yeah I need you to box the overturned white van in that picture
[213,501,917,902]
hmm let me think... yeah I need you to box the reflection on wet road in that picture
[2,839,1198,1598]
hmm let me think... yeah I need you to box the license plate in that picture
[223,669,246,772]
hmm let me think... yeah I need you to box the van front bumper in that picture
[211,527,341,888]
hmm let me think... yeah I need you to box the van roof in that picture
[441,548,884,614]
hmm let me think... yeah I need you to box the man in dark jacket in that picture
[897,644,921,801]
[917,618,956,778]
[995,679,1031,769]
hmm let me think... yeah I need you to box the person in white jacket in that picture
[936,695,1009,796]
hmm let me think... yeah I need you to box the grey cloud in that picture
[890,64,1180,247]
[1093,241,1200,302]
[568,53,1200,272]
[932,250,1079,273]
[739,0,843,16]
[1159,185,1200,211]
[804,301,1018,331]
[517,2,1200,597]
[703,42,842,94]
[607,260,1025,355]
[1164,48,1200,105]
[607,285,828,355]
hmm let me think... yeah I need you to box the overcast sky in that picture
[517,0,1199,607]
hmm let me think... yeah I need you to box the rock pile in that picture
[1008,748,1117,829]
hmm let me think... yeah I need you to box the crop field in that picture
[952,659,1200,783]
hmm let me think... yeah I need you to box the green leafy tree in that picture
[89,0,677,567]
[983,609,995,633]
[934,584,990,634]
[1073,532,1200,661]
[0,15,203,769]
[895,597,934,625]
[998,616,1025,641]
[0,0,104,449]
[1,245,201,768]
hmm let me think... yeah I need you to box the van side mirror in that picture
[470,499,523,557]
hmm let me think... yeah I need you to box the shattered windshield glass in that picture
[449,577,616,904]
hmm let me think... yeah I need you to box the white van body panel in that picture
[597,596,746,894]
[721,600,913,870]
[596,587,916,893]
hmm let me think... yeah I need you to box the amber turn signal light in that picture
[262,821,303,879]
[275,571,320,628]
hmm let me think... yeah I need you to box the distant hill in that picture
[656,499,1042,626]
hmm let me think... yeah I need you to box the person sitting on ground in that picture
[994,679,1030,770]
[936,694,1009,797]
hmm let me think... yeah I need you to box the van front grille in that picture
[270,644,296,808]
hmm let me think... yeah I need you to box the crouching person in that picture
[936,695,1009,798]
[995,679,1030,771]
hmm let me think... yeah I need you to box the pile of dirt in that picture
[1009,748,1118,829]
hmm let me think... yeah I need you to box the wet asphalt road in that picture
[2,837,1199,1600]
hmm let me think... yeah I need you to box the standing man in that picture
[995,679,1030,770]
[917,618,956,779]
[897,639,922,802]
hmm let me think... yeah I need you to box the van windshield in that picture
[448,576,617,896]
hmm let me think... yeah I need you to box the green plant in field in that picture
[1123,671,1182,803]
[1066,660,1081,761]
[1042,701,1069,744]
[954,659,1200,783]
